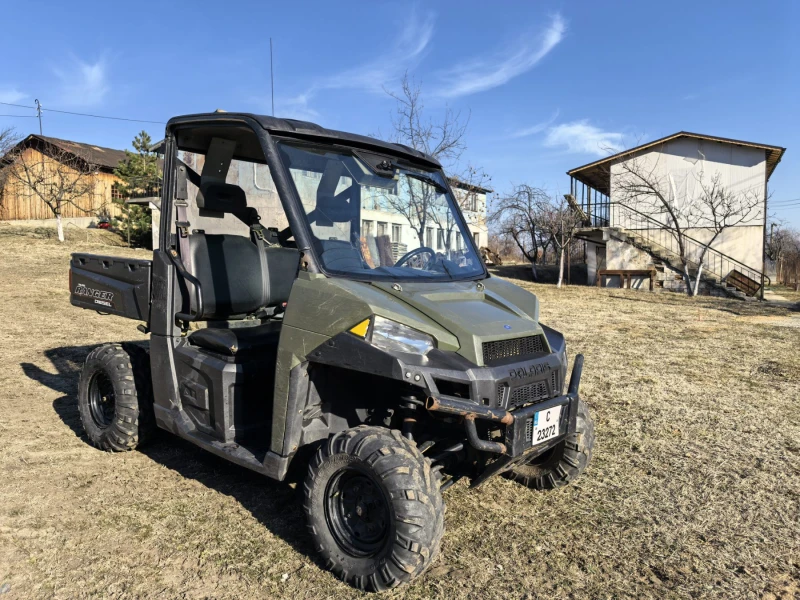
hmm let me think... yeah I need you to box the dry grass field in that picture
[0,227,798,599]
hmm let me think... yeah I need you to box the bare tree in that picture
[688,171,762,294]
[490,184,551,280]
[611,153,763,296]
[383,73,489,250]
[434,164,491,252]
[0,127,18,157]
[5,143,98,242]
[0,127,20,210]
[490,186,581,287]
[386,72,468,167]
[537,195,583,288]
[768,223,800,288]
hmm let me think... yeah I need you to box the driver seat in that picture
[311,160,367,271]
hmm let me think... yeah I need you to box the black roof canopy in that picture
[165,112,442,169]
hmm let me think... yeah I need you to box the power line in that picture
[0,101,34,110]
[43,107,165,125]
[0,100,165,125]
[0,114,37,118]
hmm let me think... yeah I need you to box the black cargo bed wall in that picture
[70,253,153,321]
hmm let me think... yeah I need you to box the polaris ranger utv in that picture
[69,112,595,592]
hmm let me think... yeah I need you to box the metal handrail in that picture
[608,201,768,287]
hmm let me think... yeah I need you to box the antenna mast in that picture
[270,38,275,117]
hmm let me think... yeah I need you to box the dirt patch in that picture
[0,232,798,599]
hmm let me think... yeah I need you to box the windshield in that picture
[277,140,485,281]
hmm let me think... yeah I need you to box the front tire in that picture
[304,426,444,592]
[504,398,595,490]
[78,343,155,451]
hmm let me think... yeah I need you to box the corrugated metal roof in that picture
[566,131,786,196]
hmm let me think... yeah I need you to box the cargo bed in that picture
[70,253,152,321]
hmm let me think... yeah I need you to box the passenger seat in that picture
[178,183,301,356]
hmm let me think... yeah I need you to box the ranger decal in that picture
[74,283,115,307]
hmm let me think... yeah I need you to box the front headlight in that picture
[371,316,435,355]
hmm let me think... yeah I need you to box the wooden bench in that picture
[597,269,656,291]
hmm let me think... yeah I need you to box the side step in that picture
[181,429,290,480]
[155,403,291,481]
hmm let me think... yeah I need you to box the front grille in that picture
[482,335,546,364]
[525,417,534,442]
[509,381,550,408]
[508,371,560,409]
[497,383,508,406]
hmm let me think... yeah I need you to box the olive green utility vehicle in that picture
[69,113,595,591]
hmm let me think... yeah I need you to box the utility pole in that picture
[270,38,275,117]
[34,99,43,134]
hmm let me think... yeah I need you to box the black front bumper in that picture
[309,331,582,461]
[426,355,583,459]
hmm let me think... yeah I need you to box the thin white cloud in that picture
[277,92,321,121]
[435,13,565,98]
[544,120,625,156]
[319,8,434,93]
[0,87,26,105]
[53,57,110,108]
[273,8,435,118]
[511,109,560,138]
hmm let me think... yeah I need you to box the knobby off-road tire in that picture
[504,398,595,490]
[304,426,444,592]
[78,343,156,451]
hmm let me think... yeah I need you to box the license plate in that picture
[531,406,562,445]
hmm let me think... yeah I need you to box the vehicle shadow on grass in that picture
[22,344,318,567]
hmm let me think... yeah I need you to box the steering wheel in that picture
[395,246,436,269]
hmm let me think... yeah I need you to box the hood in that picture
[371,277,543,365]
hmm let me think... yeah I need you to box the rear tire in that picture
[78,343,155,451]
[503,398,595,490]
[304,426,444,592]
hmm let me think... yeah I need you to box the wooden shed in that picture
[0,135,128,221]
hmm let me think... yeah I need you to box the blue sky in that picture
[2,1,798,224]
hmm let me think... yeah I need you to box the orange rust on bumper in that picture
[426,396,513,425]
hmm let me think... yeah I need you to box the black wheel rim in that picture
[325,466,390,557]
[88,371,116,429]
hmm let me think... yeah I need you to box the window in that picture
[437,228,444,249]
[456,233,462,250]
[392,223,401,243]
[426,227,434,248]
[362,220,373,236]
[461,191,478,212]
[377,221,387,237]
[473,232,480,247]
[111,183,123,201]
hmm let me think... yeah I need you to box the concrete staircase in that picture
[606,227,753,300]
